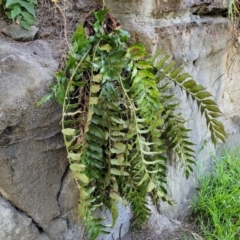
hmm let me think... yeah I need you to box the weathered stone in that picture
[0,20,8,31]
[2,24,38,41]
[0,195,49,240]
[0,40,68,239]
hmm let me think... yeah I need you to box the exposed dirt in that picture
[120,219,203,240]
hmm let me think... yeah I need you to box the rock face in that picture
[0,40,69,239]
[0,0,240,239]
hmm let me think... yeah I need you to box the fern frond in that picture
[153,54,226,146]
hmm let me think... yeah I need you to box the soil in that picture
[0,1,204,239]
[120,220,203,240]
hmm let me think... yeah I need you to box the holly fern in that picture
[38,8,226,240]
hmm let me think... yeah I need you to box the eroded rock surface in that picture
[0,39,68,239]
[0,195,49,240]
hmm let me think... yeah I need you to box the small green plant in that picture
[228,0,239,20]
[193,147,240,240]
[1,0,36,29]
[38,8,226,240]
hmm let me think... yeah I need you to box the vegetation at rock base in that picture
[193,146,240,240]
[37,7,226,239]
[0,0,36,29]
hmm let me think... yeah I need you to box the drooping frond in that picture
[37,8,226,239]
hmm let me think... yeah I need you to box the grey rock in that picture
[0,40,68,239]
[58,169,79,215]
[0,195,50,240]
[0,20,8,31]
[2,24,38,41]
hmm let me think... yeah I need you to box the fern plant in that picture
[38,8,226,240]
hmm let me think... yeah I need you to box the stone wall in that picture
[0,0,240,239]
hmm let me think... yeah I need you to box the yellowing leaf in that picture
[87,109,94,121]
[68,153,81,161]
[99,44,112,52]
[90,84,101,93]
[80,188,90,200]
[92,74,103,83]
[147,181,156,192]
[70,163,86,172]
[62,128,76,136]
[114,142,126,151]
[75,173,90,184]
[89,97,98,105]
[111,159,130,166]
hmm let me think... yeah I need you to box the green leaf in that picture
[135,61,153,69]
[205,105,222,114]
[137,173,148,185]
[75,173,90,184]
[68,153,81,161]
[110,168,129,176]
[155,55,170,69]
[94,8,108,24]
[36,93,52,107]
[70,163,86,172]
[170,67,182,78]
[99,44,112,52]
[194,91,212,99]
[11,5,21,19]
[147,181,156,192]
[110,192,127,205]
[138,70,155,79]
[114,142,126,152]
[188,85,205,93]
[182,80,196,89]
[176,73,191,83]
[163,61,176,74]
[21,10,35,24]
[55,84,66,105]
[110,159,130,166]
[19,1,36,18]
[20,19,30,30]
[110,199,118,227]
